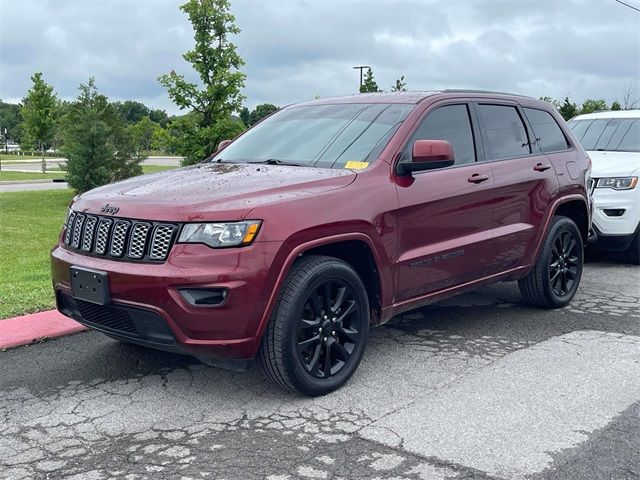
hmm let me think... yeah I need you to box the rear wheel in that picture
[519,216,584,308]
[258,255,370,396]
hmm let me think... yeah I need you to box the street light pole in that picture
[353,65,370,91]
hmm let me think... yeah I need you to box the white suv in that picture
[568,110,640,264]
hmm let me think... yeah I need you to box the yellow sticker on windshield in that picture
[345,161,369,170]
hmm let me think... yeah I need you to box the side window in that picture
[400,104,475,166]
[477,104,530,160]
[523,108,570,152]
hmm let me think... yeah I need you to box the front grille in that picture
[63,213,177,262]
[58,293,175,345]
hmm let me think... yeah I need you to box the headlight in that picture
[178,220,261,248]
[596,177,638,190]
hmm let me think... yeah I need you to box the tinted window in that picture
[568,118,640,152]
[579,119,608,150]
[400,104,475,165]
[523,108,570,152]
[477,104,530,160]
[213,103,414,168]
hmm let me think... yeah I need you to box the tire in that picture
[518,215,584,309]
[258,255,370,396]
[625,229,640,265]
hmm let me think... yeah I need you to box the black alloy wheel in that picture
[296,280,362,379]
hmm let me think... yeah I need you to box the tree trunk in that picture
[41,144,47,173]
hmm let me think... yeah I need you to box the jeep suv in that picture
[567,110,640,264]
[52,91,591,396]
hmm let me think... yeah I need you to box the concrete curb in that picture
[0,310,87,349]
[0,179,58,185]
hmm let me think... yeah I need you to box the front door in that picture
[394,103,496,301]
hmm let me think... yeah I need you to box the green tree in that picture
[129,116,157,155]
[580,99,608,115]
[391,76,407,92]
[0,100,23,146]
[149,108,169,127]
[151,124,172,153]
[158,0,246,165]
[20,72,58,172]
[248,103,279,126]
[359,68,380,93]
[611,101,622,111]
[62,78,142,193]
[239,106,250,126]
[112,100,150,124]
[558,97,578,121]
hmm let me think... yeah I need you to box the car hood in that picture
[587,151,640,178]
[73,163,357,222]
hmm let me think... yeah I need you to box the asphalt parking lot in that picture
[1,257,638,480]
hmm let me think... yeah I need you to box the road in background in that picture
[1,259,638,480]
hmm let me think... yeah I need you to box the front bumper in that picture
[51,240,288,363]
[591,186,640,237]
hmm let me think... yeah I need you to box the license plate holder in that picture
[70,266,110,305]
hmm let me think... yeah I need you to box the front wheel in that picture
[519,215,584,308]
[258,255,370,396]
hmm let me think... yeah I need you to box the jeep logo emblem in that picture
[100,204,120,215]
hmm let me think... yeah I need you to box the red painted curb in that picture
[0,310,87,349]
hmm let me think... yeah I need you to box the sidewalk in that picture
[0,310,86,349]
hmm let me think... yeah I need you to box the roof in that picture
[294,90,533,107]
[570,110,640,121]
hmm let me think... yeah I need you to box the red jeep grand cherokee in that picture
[52,91,591,396]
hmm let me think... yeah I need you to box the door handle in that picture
[534,163,552,172]
[467,173,490,184]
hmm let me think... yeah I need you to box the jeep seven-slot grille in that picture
[63,213,177,262]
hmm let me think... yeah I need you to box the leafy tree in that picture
[611,101,622,111]
[112,100,150,124]
[580,99,608,115]
[239,106,250,126]
[391,76,407,92]
[558,97,578,121]
[20,72,58,172]
[148,108,169,127]
[129,116,157,154]
[158,0,246,165]
[152,124,172,153]
[359,68,380,93]
[0,100,22,146]
[248,103,278,126]
[62,78,142,193]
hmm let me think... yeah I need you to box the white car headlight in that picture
[178,220,262,248]
[596,177,638,190]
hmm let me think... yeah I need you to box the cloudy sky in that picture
[1,0,639,114]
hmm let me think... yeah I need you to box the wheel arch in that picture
[551,196,590,242]
[255,233,387,350]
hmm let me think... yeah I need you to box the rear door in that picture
[394,102,495,301]
[474,103,560,272]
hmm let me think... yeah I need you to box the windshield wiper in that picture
[247,159,307,167]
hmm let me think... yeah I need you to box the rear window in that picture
[476,104,530,160]
[523,108,570,153]
[568,118,640,152]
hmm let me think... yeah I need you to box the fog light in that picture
[179,288,228,306]
[603,209,625,217]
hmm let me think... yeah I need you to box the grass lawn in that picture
[0,189,74,319]
[0,165,175,183]
[0,170,66,181]
[0,154,59,160]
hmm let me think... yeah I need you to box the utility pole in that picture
[353,65,370,91]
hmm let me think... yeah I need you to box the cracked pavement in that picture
[1,258,639,480]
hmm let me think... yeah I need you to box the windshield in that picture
[212,103,415,168]
[568,117,640,152]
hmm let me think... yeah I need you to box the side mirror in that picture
[215,139,232,154]
[399,139,455,175]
